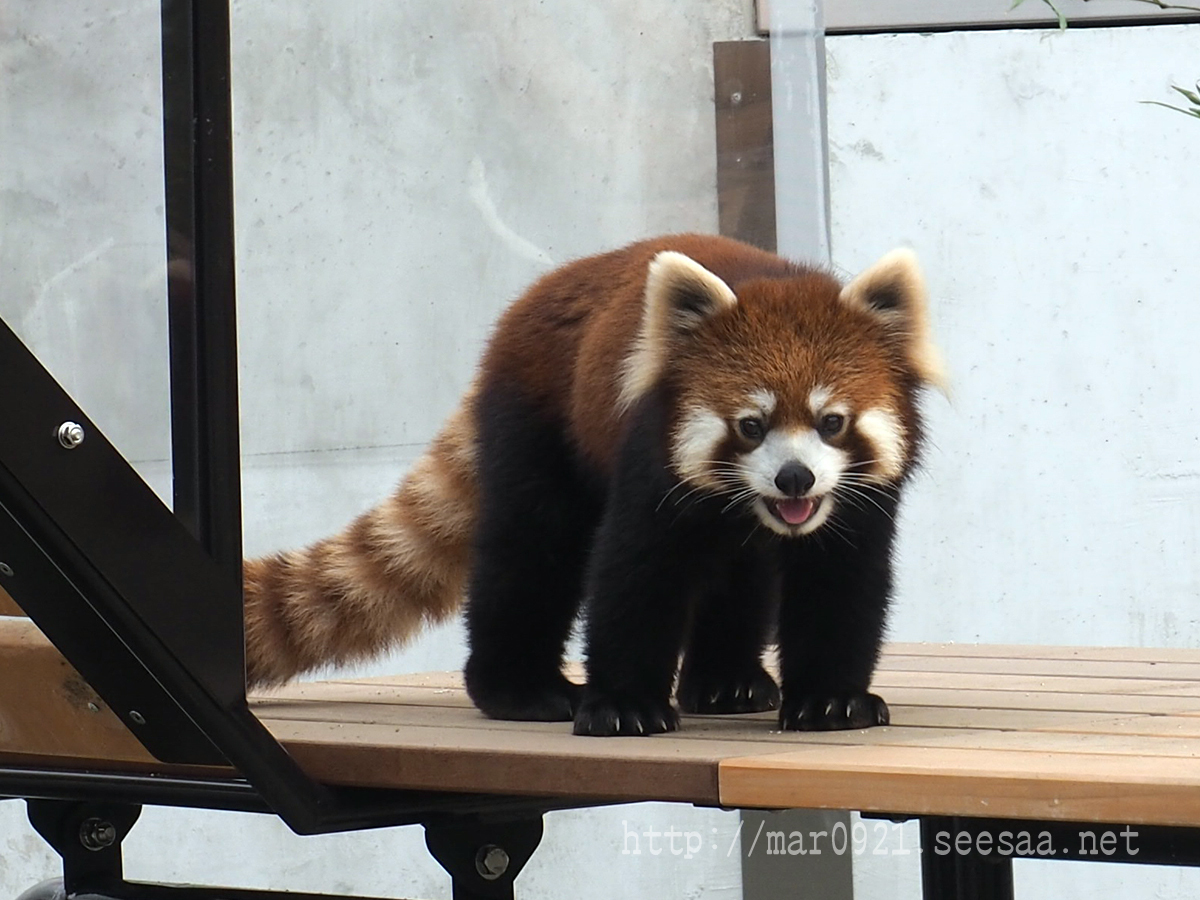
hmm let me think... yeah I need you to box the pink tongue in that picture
[776,497,815,525]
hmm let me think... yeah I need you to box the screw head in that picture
[129,710,146,725]
[57,421,85,449]
[0,562,12,577]
[79,818,116,851]
[475,845,509,881]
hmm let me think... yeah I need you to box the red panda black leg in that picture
[572,396,706,737]
[677,544,780,716]
[572,501,691,737]
[775,491,899,731]
[464,388,601,722]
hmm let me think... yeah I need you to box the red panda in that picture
[243,234,945,736]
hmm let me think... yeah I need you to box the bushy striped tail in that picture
[243,392,479,688]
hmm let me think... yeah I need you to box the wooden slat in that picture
[885,642,1200,664]
[892,705,1200,737]
[719,744,1200,827]
[0,585,25,617]
[871,670,1200,697]
[878,654,1200,682]
[714,39,775,252]
[271,718,742,804]
[256,700,1200,761]
[0,618,156,765]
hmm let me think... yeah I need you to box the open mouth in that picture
[765,496,821,527]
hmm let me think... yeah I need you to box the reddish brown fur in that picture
[243,398,477,687]
[243,234,928,686]
[484,234,802,472]
[669,275,920,467]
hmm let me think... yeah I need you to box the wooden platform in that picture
[5,611,1200,826]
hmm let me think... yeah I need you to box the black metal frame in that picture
[19,799,547,900]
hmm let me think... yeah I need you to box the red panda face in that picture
[622,250,946,538]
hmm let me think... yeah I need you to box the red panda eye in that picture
[738,417,766,441]
[819,413,846,437]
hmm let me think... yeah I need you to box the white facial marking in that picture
[735,389,778,426]
[855,407,907,481]
[808,386,832,417]
[749,389,777,417]
[742,426,848,536]
[670,406,727,485]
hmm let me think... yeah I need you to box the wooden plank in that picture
[876,686,1200,716]
[0,585,24,617]
[256,700,1200,761]
[891,705,1200,737]
[878,654,1200,682]
[884,642,1200,664]
[254,682,476,710]
[714,40,775,252]
[871,670,1200,697]
[0,618,156,765]
[267,718,736,804]
[719,745,1200,826]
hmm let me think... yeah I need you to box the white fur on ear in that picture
[617,251,737,413]
[840,248,948,394]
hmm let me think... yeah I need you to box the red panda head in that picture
[620,248,946,537]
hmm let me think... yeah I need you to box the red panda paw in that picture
[779,691,890,731]
[677,666,780,715]
[572,692,680,737]
[466,670,582,722]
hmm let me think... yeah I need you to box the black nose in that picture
[775,462,815,497]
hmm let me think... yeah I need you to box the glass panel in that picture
[825,23,1200,649]
[0,2,172,504]
[232,2,760,559]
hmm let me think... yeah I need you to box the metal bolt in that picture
[129,710,146,725]
[475,844,509,881]
[730,90,743,106]
[79,818,116,851]
[0,562,12,577]
[57,421,85,449]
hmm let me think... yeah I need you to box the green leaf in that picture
[1171,84,1200,105]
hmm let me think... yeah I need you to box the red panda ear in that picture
[617,251,737,413]
[644,251,738,330]
[839,249,948,394]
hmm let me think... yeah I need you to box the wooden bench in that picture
[6,590,1200,897]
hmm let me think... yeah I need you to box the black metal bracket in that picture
[425,814,545,900]
[26,800,143,896]
[21,802,544,900]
